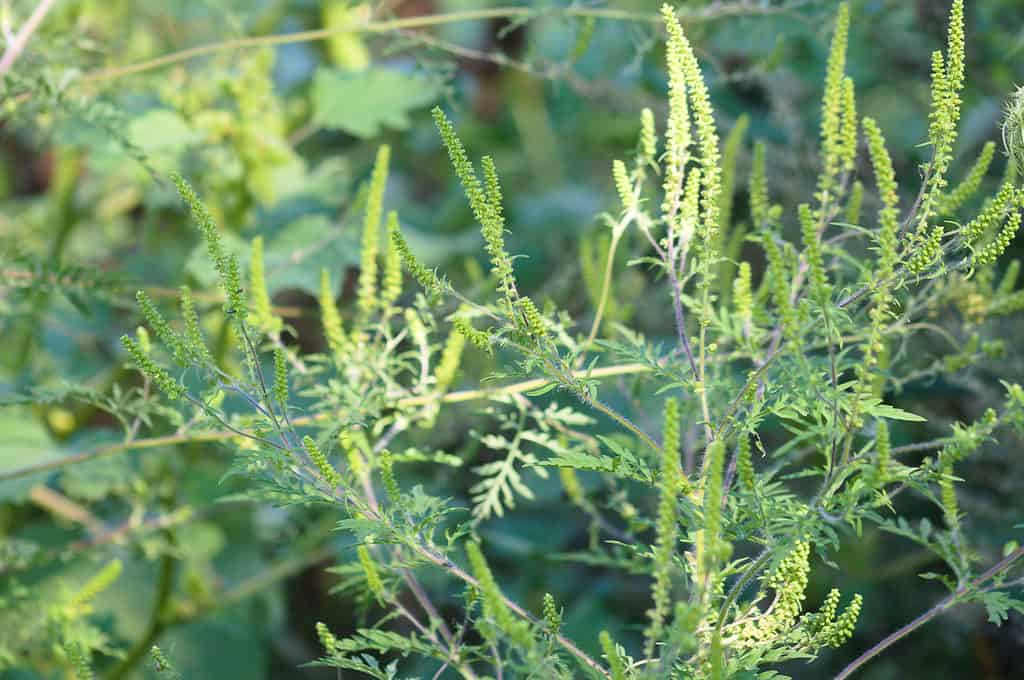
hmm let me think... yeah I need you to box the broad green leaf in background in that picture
[0,408,60,502]
[311,67,443,138]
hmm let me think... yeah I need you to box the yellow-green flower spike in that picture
[761,541,810,635]
[318,268,347,360]
[827,593,863,646]
[180,286,213,366]
[357,545,386,602]
[874,420,890,485]
[906,224,944,275]
[559,467,584,506]
[481,155,505,224]
[173,174,245,320]
[800,203,829,304]
[149,645,179,677]
[839,76,858,174]
[249,236,282,335]
[304,435,341,488]
[65,642,94,680]
[845,180,864,225]
[818,2,850,202]
[646,397,684,659]
[340,429,366,478]
[378,449,402,507]
[433,107,518,308]
[517,295,549,342]
[136,290,187,366]
[315,621,338,653]
[613,159,632,212]
[599,630,628,680]
[750,141,771,226]
[466,541,527,644]
[663,4,722,297]
[702,439,726,574]
[925,51,954,193]
[273,346,288,408]
[939,141,996,216]
[381,211,403,309]
[358,145,390,321]
[940,453,959,530]
[136,325,151,355]
[434,326,466,395]
[975,210,1022,266]
[542,592,562,633]
[736,434,755,492]
[659,1,692,230]
[121,335,184,400]
[961,182,1017,245]
[453,316,492,355]
[734,261,753,329]
[68,559,123,610]
[390,228,446,304]
[763,235,799,344]
[640,107,658,168]
[719,114,750,241]
[945,0,966,107]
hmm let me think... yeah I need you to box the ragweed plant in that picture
[7,1,1024,679]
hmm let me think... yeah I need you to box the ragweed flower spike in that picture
[68,559,123,611]
[599,631,628,680]
[433,107,518,308]
[381,211,403,309]
[818,2,850,202]
[357,545,386,602]
[315,622,338,653]
[466,541,528,644]
[318,268,348,360]
[434,324,466,396]
[799,203,829,304]
[358,145,391,321]
[272,347,288,408]
[121,335,185,401]
[172,174,245,320]
[640,107,658,168]
[390,228,446,304]
[136,290,187,366]
[645,397,685,659]
[179,286,214,366]
[661,4,721,253]
[939,141,996,216]
[874,420,891,485]
[249,236,282,335]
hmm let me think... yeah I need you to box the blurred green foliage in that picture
[1,1,1023,678]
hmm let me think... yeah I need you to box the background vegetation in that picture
[1,1,1023,678]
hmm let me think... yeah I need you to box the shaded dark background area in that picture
[1,1,1023,678]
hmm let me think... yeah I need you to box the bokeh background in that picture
[2,1,1023,678]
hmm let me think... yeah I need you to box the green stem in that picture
[77,8,659,86]
[582,230,623,351]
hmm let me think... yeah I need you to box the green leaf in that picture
[128,109,199,153]
[0,408,60,502]
[981,590,1024,625]
[311,68,443,138]
[524,382,558,396]
[863,399,927,422]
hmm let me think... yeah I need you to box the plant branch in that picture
[834,546,1024,680]
[0,0,57,76]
